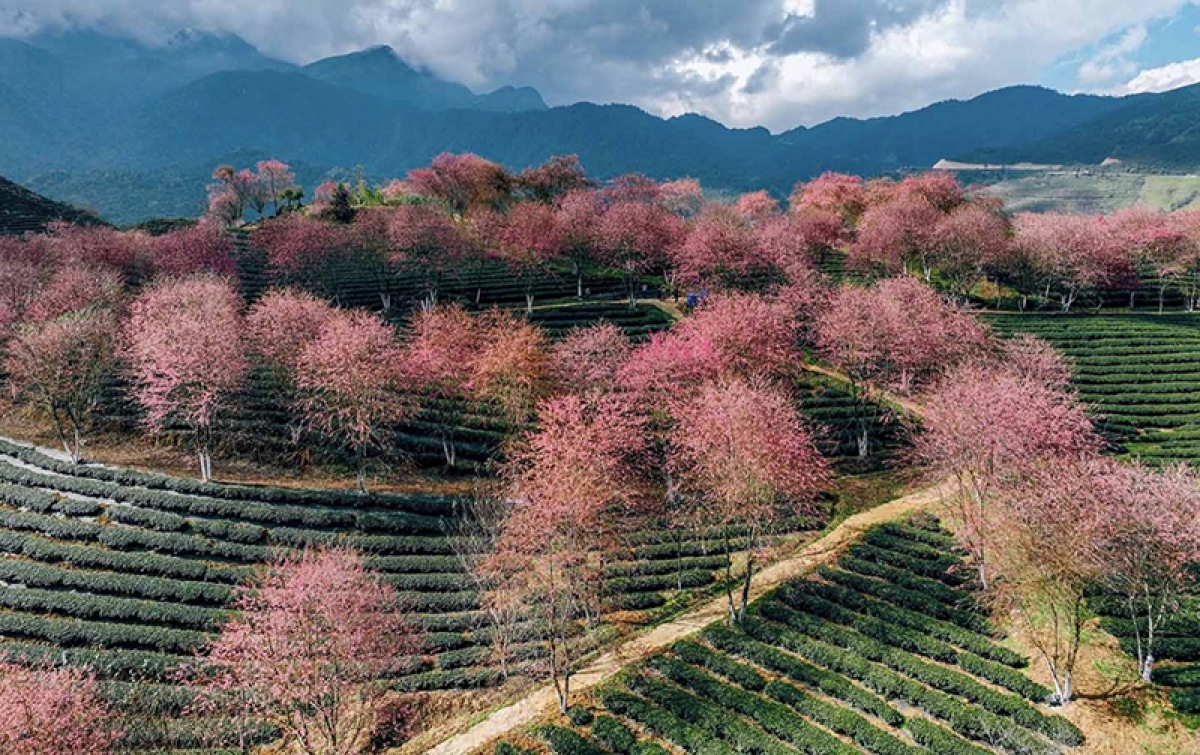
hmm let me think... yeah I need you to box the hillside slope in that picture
[0,175,106,234]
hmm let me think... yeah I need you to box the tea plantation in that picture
[496,518,1082,755]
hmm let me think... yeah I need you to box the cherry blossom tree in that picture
[556,189,603,298]
[487,393,648,711]
[0,658,121,754]
[191,547,421,755]
[471,310,550,429]
[403,152,513,215]
[597,200,684,308]
[38,222,148,280]
[491,201,568,312]
[253,215,361,304]
[245,288,340,374]
[734,190,780,221]
[930,203,1011,300]
[991,457,1107,706]
[384,204,470,309]
[149,220,237,278]
[790,172,866,228]
[1094,463,1200,682]
[5,310,119,463]
[849,191,942,279]
[913,363,1102,590]
[207,166,265,226]
[1002,333,1074,391]
[1012,213,1133,312]
[295,310,409,492]
[620,293,798,403]
[254,159,296,216]
[671,204,768,292]
[21,265,123,324]
[0,254,45,341]
[548,322,632,395]
[515,155,593,203]
[124,275,248,481]
[659,178,705,218]
[668,378,828,621]
[404,304,481,468]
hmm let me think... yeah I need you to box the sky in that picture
[3,0,1200,132]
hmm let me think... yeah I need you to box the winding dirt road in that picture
[424,478,953,755]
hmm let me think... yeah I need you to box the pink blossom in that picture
[0,659,121,754]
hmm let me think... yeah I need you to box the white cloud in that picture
[2,0,1198,131]
[1118,56,1200,93]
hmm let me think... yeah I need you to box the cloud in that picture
[0,0,1197,131]
[1076,24,1148,84]
[1118,56,1200,92]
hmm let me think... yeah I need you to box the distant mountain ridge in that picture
[3,28,1200,224]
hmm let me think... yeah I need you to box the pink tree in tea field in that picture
[929,203,1011,299]
[491,201,568,312]
[1094,462,1200,682]
[384,204,471,309]
[735,190,780,221]
[659,178,705,218]
[40,222,148,278]
[515,154,592,203]
[815,277,989,456]
[556,189,603,298]
[668,378,828,621]
[149,220,237,278]
[849,191,942,278]
[1002,333,1074,391]
[990,457,1108,705]
[470,309,550,429]
[5,309,119,463]
[548,321,633,395]
[295,310,409,493]
[124,275,248,481]
[488,392,648,711]
[1012,213,1132,312]
[403,152,513,215]
[245,288,339,374]
[404,303,481,468]
[671,204,765,292]
[790,172,866,227]
[192,547,421,755]
[597,200,684,308]
[253,214,353,301]
[254,159,296,216]
[0,658,121,755]
[913,363,1102,590]
[22,265,123,324]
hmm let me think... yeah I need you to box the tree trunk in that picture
[525,293,535,314]
[738,556,754,622]
[442,436,457,469]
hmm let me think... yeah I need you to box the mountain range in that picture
[2,28,1200,225]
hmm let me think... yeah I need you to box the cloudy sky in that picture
[3,0,1200,131]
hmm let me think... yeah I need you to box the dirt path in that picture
[424,479,953,755]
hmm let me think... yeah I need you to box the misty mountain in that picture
[4,28,1200,225]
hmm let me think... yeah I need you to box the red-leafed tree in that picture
[0,658,121,754]
[668,378,828,621]
[913,362,1102,590]
[5,310,119,463]
[1094,463,1200,682]
[191,547,421,755]
[486,393,648,711]
[124,275,248,481]
[384,204,470,309]
[597,200,684,308]
[295,310,409,493]
[548,322,633,395]
[404,304,481,468]
[403,152,513,215]
[245,288,339,374]
[150,220,237,278]
[491,201,568,312]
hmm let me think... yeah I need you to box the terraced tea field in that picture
[987,313,1200,465]
[0,437,832,751]
[495,518,1080,755]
